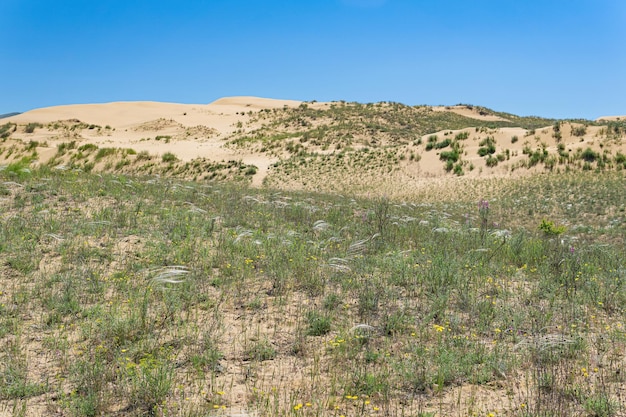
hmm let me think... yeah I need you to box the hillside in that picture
[1,97,625,199]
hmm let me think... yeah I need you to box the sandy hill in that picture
[1,97,625,198]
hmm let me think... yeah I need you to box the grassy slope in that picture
[0,167,625,416]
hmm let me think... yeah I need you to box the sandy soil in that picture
[4,97,302,184]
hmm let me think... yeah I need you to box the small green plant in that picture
[455,131,469,140]
[478,199,490,243]
[78,143,98,152]
[161,152,178,163]
[439,150,460,162]
[135,150,152,161]
[24,123,42,134]
[0,341,47,400]
[3,157,32,179]
[0,122,16,138]
[539,219,566,236]
[581,147,599,163]
[94,147,116,160]
[453,162,463,176]
[571,125,587,137]
[306,310,331,336]
[478,137,496,156]
[245,339,276,361]
[57,141,77,155]
[485,155,498,167]
[584,393,618,417]
[123,354,173,415]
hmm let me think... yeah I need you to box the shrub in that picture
[24,123,42,134]
[0,122,16,138]
[135,151,152,161]
[478,146,494,157]
[439,150,460,162]
[478,137,496,156]
[571,125,587,137]
[162,152,178,163]
[485,156,498,167]
[580,147,598,162]
[434,138,452,149]
[57,141,77,155]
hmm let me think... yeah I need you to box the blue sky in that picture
[1,0,624,119]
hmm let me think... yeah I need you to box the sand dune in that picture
[2,97,625,193]
[6,97,303,132]
[432,105,509,122]
[209,96,302,109]
[596,115,624,122]
[3,97,294,183]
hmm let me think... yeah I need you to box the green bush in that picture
[306,310,331,336]
[478,136,496,156]
[439,150,460,162]
[162,152,178,163]
[0,123,16,138]
[24,123,42,134]
[434,138,452,149]
[580,147,598,162]
[485,156,498,167]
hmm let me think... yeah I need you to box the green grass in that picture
[0,166,624,416]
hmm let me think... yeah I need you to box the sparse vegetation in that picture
[0,164,624,416]
[1,100,626,415]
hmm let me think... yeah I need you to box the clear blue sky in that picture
[1,0,625,119]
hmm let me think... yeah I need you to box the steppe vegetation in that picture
[0,101,625,416]
[0,164,624,416]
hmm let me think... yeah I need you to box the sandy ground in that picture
[4,97,303,183]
